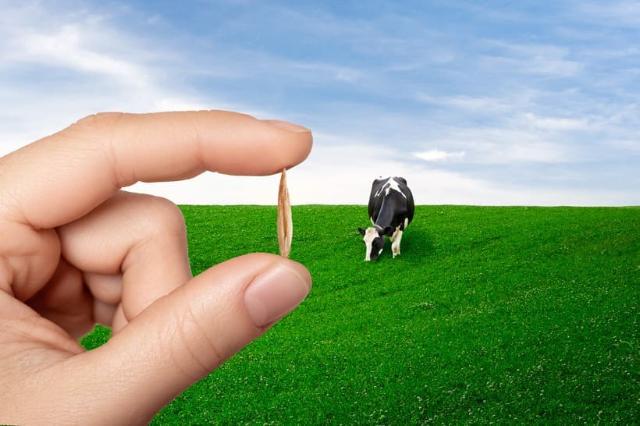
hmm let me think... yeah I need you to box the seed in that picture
[277,168,292,258]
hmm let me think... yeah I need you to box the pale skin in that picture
[0,111,313,425]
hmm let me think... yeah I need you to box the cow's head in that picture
[358,226,392,261]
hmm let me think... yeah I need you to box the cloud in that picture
[480,41,583,77]
[7,25,149,88]
[523,113,590,131]
[416,94,514,112]
[414,150,465,162]
[0,6,149,83]
[577,0,640,27]
[423,129,570,165]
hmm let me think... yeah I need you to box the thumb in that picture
[73,253,310,424]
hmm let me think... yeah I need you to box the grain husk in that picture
[277,169,292,257]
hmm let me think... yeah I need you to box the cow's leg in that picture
[390,227,400,242]
[392,230,403,258]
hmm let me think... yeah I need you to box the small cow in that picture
[358,176,415,261]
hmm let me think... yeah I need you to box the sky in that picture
[0,0,639,205]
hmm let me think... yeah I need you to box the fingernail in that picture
[244,262,311,327]
[264,119,310,133]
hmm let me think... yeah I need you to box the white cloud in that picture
[414,150,466,162]
[416,93,513,112]
[151,98,211,112]
[0,7,150,87]
[11,25,150,88]
[523,113,590,131]
[289,61,364,83]
[196,49,369,87]
[480,41,583,77]
[606,139,640,153]
[578,0,640,26]
[421,126,572,165]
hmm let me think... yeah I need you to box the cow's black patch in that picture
[369,234,385,261]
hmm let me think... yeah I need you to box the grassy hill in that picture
[82,205,640,424]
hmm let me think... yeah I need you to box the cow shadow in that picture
[392,227,435,264]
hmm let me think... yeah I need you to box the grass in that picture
[82,205,640,424]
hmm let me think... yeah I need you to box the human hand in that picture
[0,111,313,424]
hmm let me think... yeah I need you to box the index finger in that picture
[0,111,312,229]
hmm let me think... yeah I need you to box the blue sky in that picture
[1,0,639,205]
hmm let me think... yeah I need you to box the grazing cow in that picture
[358,176,415,261]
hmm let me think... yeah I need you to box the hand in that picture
[0,111,313,424]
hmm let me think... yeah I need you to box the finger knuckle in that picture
[167,302,224,381]
[142,195,186,235]
[72,112,128,131]
[63,113,129,154]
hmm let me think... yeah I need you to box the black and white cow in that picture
[358,176,415,261]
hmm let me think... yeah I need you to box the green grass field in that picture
[82,205,640,424]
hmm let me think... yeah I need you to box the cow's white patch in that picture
[391,226,400,242]
[404,217,409,229]
[374,177,407,199]
[387,177,407,198]
[363,227,378,261]
[374,183,386,198]
[392,230,404,258]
